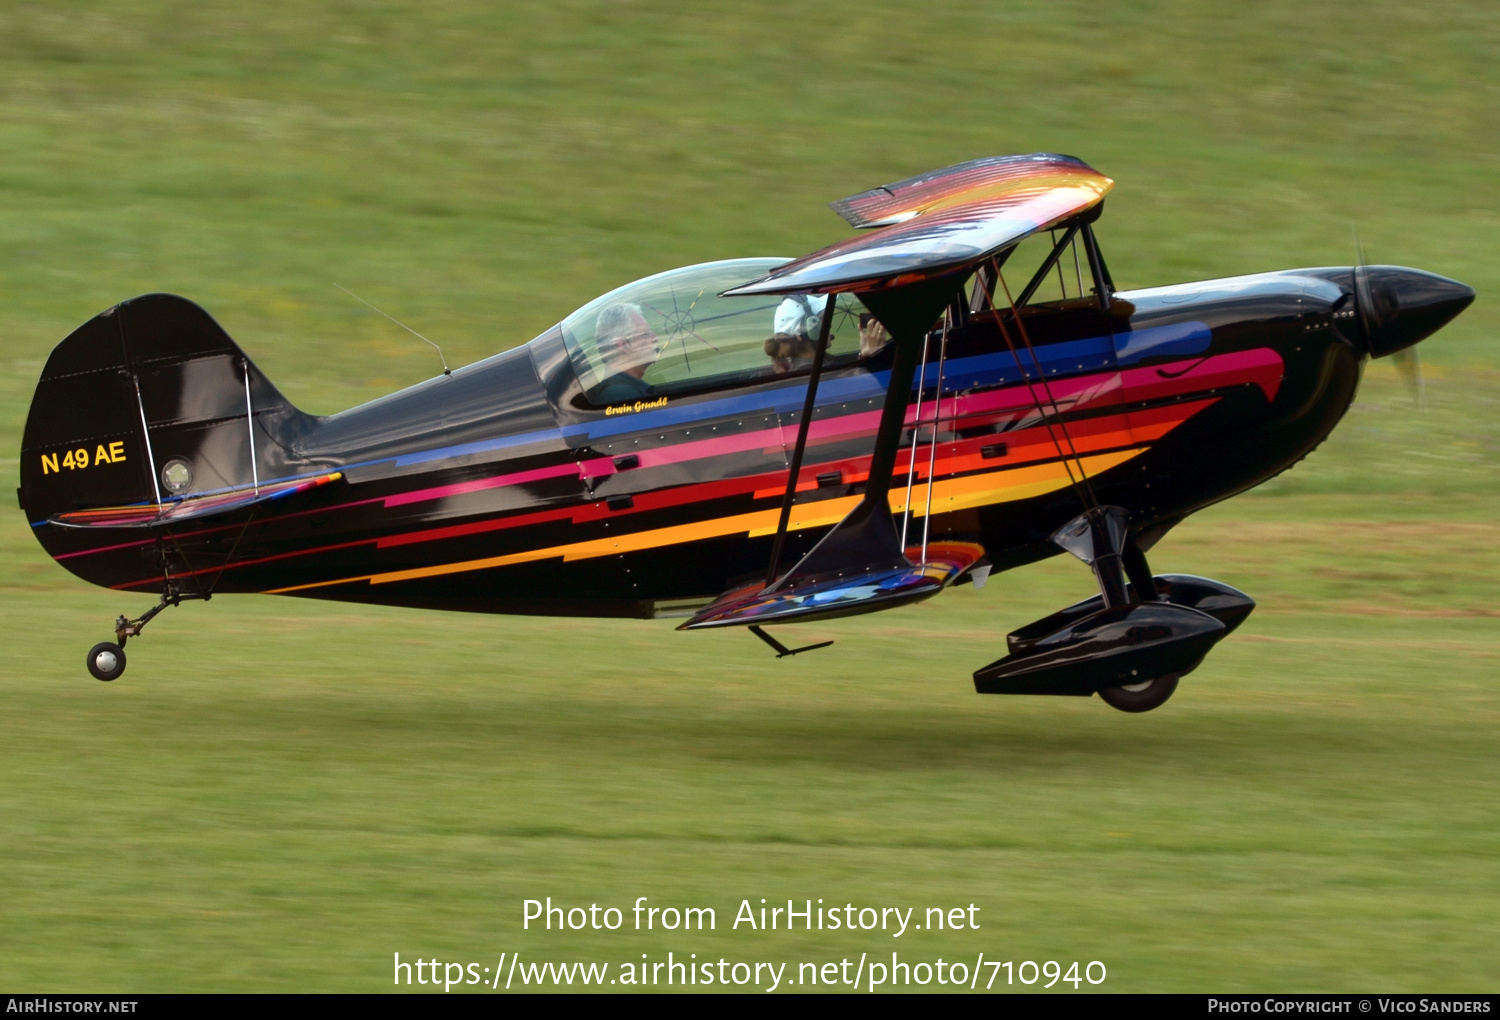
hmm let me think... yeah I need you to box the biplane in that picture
[19,153,1473,711]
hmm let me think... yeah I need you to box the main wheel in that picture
[86,642,126,682]
[1098,673,1178,713]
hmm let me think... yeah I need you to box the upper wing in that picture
[724,153,1112,297]
[49,471,343,529]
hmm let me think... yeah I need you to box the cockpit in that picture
[557,258,890,408]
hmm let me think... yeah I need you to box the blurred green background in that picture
[2,0,1496,992]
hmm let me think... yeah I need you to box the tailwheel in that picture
[85,587,210,682]
[87,642,127,682]
[1098,673,1179,713]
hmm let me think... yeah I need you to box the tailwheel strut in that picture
[87,587,209,682]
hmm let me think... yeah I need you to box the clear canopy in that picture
[558,258,887,406]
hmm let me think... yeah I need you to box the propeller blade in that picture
[1356,231,1425,406]
[1352,230,1374,340]
[1392,346,1425,407]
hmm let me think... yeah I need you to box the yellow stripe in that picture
[266,451,1141,593]
[265,573,377,594]
[889,449,1138,518]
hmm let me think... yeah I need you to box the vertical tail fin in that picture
[20,294,318,528]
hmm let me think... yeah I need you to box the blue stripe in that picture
[569,319,1211,438]
[394,426,565,467]
[1115,320,1213,365]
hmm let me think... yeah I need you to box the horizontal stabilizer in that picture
[680,541,985,630]
[49,472,342,529]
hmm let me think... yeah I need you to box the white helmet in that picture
[773,295,822,338]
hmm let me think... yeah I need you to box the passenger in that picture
[592,302,659,402]
[763,295,824,374]
[858,313,890,357]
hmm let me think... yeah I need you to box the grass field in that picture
[1,1,1497,992]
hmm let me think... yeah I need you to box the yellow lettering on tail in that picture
[43,443,128,475]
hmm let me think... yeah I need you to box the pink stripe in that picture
[1120,347,1283,402]
[383,460,583,508]
[55,537,156,560]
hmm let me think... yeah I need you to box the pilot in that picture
[593,302,659,402]
[763,295,824,374]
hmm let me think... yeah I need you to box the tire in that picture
[86,642,126,682]
[1098,673,1178,713]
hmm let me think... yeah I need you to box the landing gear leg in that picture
[1054,507,1179,713]
[1121,539,1159,603]
[87,587,209,681]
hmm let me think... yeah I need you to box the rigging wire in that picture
[919,306,951,564]
[984,257,1098,513]
[898,327,934,550]
[997,267,1100,508]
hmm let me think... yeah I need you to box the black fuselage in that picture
[23,265,1469,621]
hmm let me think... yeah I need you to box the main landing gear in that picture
[974,507,1255,712]
[85,588,208,681]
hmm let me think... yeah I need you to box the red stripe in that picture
[111,537,375,590]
